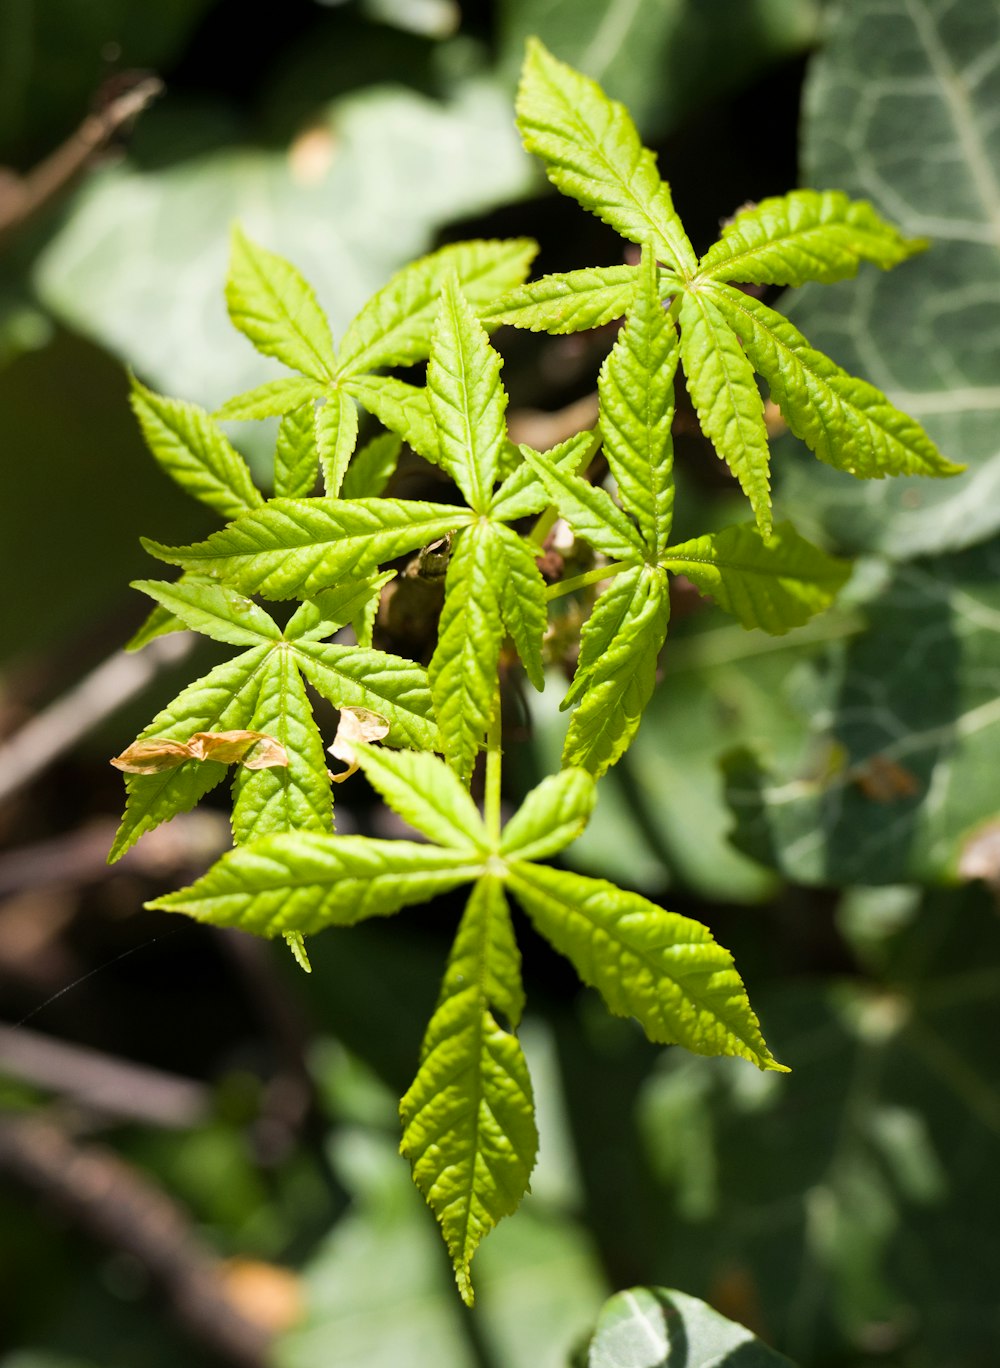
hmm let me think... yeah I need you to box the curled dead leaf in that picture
[328,706,389,782]
[109,739,195,774]
[111,730,288,774]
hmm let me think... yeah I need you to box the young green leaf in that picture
[283,573,394,642]
[342,376,440,465]
[275,404,320,498]
[147,835,483,934]
[315,390,359,495]
[678,289,772,536]
[506,862,786,1071]
[143,499,474,599]
[353,746,486,851]
[697,189,926,287]
[427,279,507,511]
[516,39,696,277]
[599,248,678,555]
[521,446,646,562]
[708,283,963,479]
[490,429,595,523]
[131,578,281,648]
[125,597,187,652]
[226,227,336,382]
[231,647,333,843]
[493,523,548,691]
[499,768,596,863]
[338,238,537,377]
[340,432,401,500]
[660,522,851,633]
[562,567,669,778]
[130,380,263,519]
[481,265,639,334]
[109,647,270,863]
[429,524,505,784]
[400,877,536,1307]
[215,378,326,422]
[293,640,439,753]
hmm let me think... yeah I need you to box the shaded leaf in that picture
[585,1285,795,1366]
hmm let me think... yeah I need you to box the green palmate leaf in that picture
[562,567,669,777]
[516,39,696,277]
[125,597,187,652]
[147,834,482,934]
[343,376,440,465]
[143,498,473,599]
[231,646,332,843]
[130,380,263,520]
[215,378,326,422]
[499,768,596,862]
[275,404,320,499]
[430,524,505,784]
[698,188,925,287]
[599,248,678,556]
[678,288,772,536]
[506,862,785,1071]
[284,573,394,643]
[482,265,639,334]
[491,429,595,522]
[521,446,646,562]
[131,577,281,648]
[353,746,486,851]
[226,227,336,382]
[315,390,359,495]
[340,432,401,500]
[708,283,963,479]
[493,523,548,691]
[109,647,270,863]
[293,640,438,752]
[660,522,851,634]
[338,238,537,377]
[400,876,536,1306]
[427,279,507,512]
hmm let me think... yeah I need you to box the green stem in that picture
[545,560,628,601]
[484,688,502,846]
[527,505,559,548]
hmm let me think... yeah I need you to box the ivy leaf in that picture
[493,523,548,691]
[130,380,263,520]
[660,523,851,634]
[293,640,439,753]
[109,647,270,863]
[131,577,281,648]
[678,288,772,536]
[215,378,326,422]
[143,498,474,599]
[343,376,440,465]
[521,446,646,562]
[481,265,639,334]
[708,283,963,480]
[506,861,786,1071]
[340,432,401,500]
[275,404,321,498]
[147,835,482,934]
[599,247,678,556]
[516,38,696,277]
[427,280,507,512]
[562,566,669,777]
[284,573,394,643]
[499,769,596,863]
[353,745,486,851]
[585,1286,796,1367]
[400,876,537,1307]
[430,523,505,784]
[315,390,359,495]
[231,646,333,843]
[338,238,537,377]
[490,429,594,522]
[698,189,926,287]
[226,227,336,383]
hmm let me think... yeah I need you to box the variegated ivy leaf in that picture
[493,523,548,691]
[697,189,926,288]
[499,769,596,863]
[678,288,772,536]
[314,389,359,495]
[400,876,536,1306]
[505,862,786,1071]
[490,429,595,523]
[521,445,647,563]
[516,39,696,278]
[215,377,326,423]
[660,523,851,634]
[143,498,474,599]
[708,284,963,480]
[130,379,263,520]
[226,227,336,383]
[340,432,401,500]
[427,280,507,512]
[481,264,639,334]
[342,376,441,465]
[599,247,678,557]
[562,566,670,778]
[353,745,487,851]
[275,404,321,499]
[338,238,537,377]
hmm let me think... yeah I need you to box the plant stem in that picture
[484,689,503,846]
[545,561,628,601]
[527,505,560,548]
